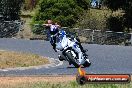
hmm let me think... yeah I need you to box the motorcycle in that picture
[54,30,91,68]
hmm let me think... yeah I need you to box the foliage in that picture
[0,0,24,21]
[102,0,132,32]
[32,24,46,34]
[23,0,39,10]
[103,0,125,11]
[75,0,90,10]
[75,9,110,30]
[106,16,124,32]
[32,0,90,27]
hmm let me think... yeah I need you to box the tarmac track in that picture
[0,38,132,76]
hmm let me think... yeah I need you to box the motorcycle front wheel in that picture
[65,51,80,68]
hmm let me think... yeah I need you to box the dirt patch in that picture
[0,76,76,85]
[0,50,49,69]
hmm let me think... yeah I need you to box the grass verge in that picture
[15,82,131,88]
[0,50,49,69]
[0,76,131,88]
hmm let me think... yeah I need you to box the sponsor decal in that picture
[76,66,131,85]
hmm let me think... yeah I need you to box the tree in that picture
[23,0,39,10]
[106,16,124,32]
[0,0,24,21]
[103,0,125,11]
[33,0,90,27]
[75,0,90,10]
[103,0,132,32]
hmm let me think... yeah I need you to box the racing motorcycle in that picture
[53,30,91,68]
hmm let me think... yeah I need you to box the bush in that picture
[0,0,24,21]
[75,9,110,30]
[23,0,39,10]
[32,0,90,28]
[32,24,46,35]
[106,16,124,32]
[103,0,132,32]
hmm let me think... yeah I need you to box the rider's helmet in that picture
[56,30,66,43]
[59,30,66,38]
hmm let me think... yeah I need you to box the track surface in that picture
[0,38,132,76]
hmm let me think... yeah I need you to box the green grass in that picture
[0,81,131,88]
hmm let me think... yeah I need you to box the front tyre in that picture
[65,51,80,68]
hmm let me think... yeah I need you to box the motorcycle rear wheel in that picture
[83,59,91,67]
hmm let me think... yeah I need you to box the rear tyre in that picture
[76,75,86,85]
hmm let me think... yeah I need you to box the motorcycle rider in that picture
[43,20,89,65]
[43,20,60,52]
[56,30,90,65]
[43,20,85,53]
[68,34,87,54]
